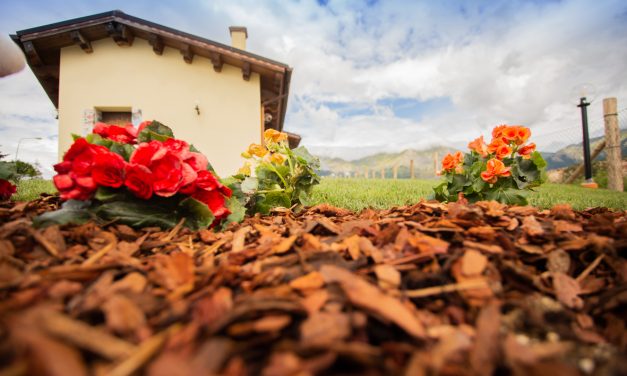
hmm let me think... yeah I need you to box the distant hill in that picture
[319,146,458,179]
[316,130,626,177]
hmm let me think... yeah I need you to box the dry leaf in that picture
[320,265,425,339]
[522,216,544,237]
[102,295,147,335]
[289,271,325,291]
[151,252,195,291]
[552,272,583,309]
[461,249,488,276]
[374,264,401,289]
[300,311,351,347]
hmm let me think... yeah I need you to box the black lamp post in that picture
[577,97,593,182]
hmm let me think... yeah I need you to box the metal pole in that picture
[15,137,42,161]
[577,97,592,181]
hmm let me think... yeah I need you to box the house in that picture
[11,10,298,176]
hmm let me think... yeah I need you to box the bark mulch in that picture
[0,195,625,376]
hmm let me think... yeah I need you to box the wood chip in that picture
[320,265,425,339]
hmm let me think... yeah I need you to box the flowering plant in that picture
[433,125,546,205]
[35,121,238,230]
[225,129,320,214]
[0,157,18,201]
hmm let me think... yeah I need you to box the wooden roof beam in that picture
[69,30,92,53]
[210,52,222,72]
[105,22,134,46]
[148,34,163,55]
[242,62,251,81]
[23,41,43,66]
[180,44,193,64]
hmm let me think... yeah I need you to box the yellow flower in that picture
[269,152,286,165]
[238,163,251,176]
[264,129,288,144]
[247,143,268,158]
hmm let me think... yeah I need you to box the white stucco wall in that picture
[58,38,261,176]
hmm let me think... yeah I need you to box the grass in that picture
[12,178,626,212]
[311,178,627,211]
[13,179,56,202]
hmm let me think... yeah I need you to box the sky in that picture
[1,0,626,178]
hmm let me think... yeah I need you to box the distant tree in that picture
[0,149,42,181]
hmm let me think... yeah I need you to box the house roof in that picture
[11,10,292,131]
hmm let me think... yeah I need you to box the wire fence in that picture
[533,106,627,160]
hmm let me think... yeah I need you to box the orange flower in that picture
[492,125,508,140]
[247,143,268,158]
[487,139,512,159]
[468,136,489,157]
[264,129,288,144]
[515,127,531,145]
[269,152,286,165]
[501,126,519,143]
[481,158,511,184]
[518,142,536,159]
[442,151,464,172]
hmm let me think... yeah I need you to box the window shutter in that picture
[132,108,143,127]
[82,109,97,136]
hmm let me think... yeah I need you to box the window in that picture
[100,111,132,125]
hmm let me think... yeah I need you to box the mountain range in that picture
[318,130,626,178]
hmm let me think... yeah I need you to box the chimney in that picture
[229,26,248,50]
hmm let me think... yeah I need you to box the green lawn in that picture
[311,178,627,211]
[13,179,56,202]
[13,178,626,211]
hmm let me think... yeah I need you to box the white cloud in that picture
[1,0,626,171]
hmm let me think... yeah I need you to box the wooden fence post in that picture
[380,167,385,179]
[434,152,439,175]
[393,165,398,180]
[409,160,415,179]
[603,98,623,192]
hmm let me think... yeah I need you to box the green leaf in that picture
[137,121,174,143]
[86,133,113,148]
[178,197,215,230]
[298,190,314,206]
[71,133,82,141]
[93,186,126,202]
[241,177,259,194]
[513,157,542,189]
[33,200,94,228]
[109,142,135,161]
[472,177,486,193]
[93,199,179,229]
[530,151,547,169]
[223,197,246,227]
[485,189,528,206]
[255,191,291,214]
[292,146,320,168]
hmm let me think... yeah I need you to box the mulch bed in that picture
[0,195,625,375]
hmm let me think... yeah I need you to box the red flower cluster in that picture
[53,122,232,223]
[53,138,124,200]
[0,179,16,200]
[93,121,150,144]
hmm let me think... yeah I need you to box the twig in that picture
[162,218,186,242]
[82,241,116,266]
[576,254,605,283]
[404,279,490,298]
[26,227,58,257]
[38,310,136,360]
[108,324,180,376]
